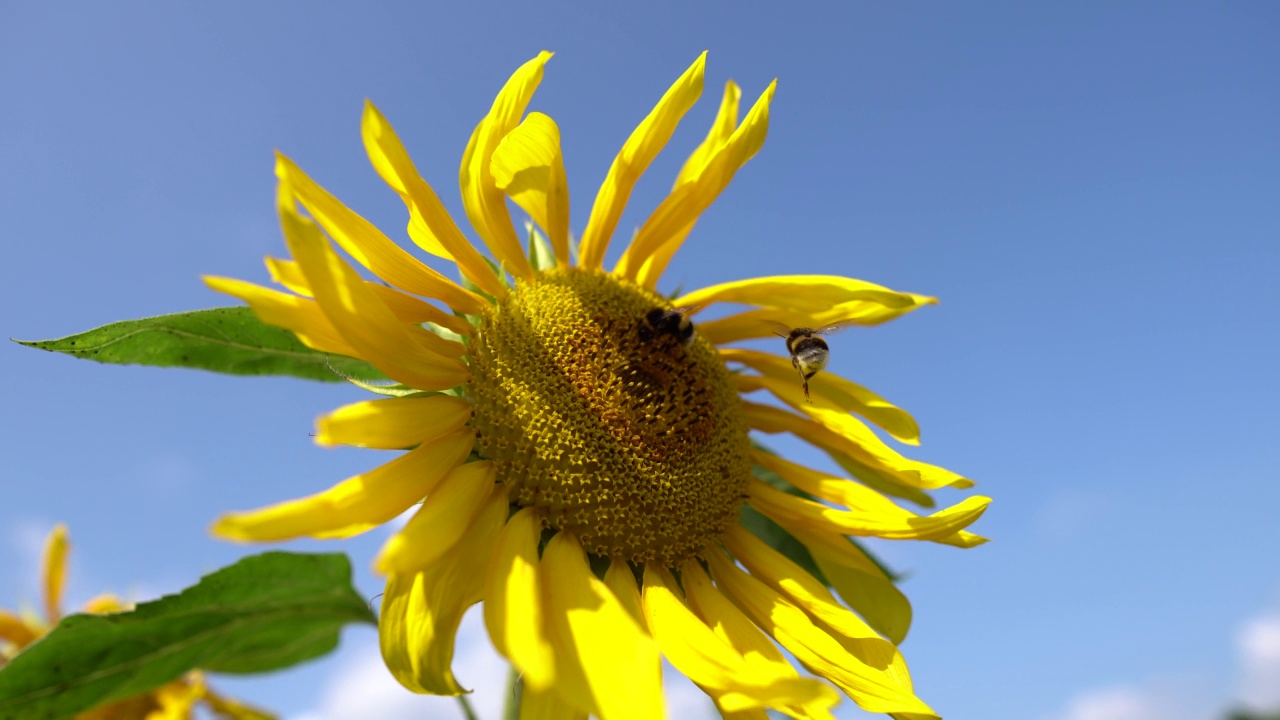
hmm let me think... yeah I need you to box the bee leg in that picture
[802,378,811,403]
[792,365,806,398]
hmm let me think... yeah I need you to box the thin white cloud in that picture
[1045,675,1216,720]
[1237,611,1280,710]
[1049,686,1164,720]
[292,606,509,720]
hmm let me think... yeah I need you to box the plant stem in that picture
[502,663,522,720]
[455,694,480,720]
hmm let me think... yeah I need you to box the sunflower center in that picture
[467,267,751,565]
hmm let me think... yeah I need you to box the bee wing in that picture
[764,320,793,339]
[814,320,858,336]
[671,304,701,317]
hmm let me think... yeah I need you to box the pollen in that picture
[467,268,751,565]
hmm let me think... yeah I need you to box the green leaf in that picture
[0,551,376,720]
[14,307,387,382]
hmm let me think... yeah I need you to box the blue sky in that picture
[3,3,1278,719]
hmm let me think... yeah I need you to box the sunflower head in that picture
[469,266,750,565]
[205,50,991,720]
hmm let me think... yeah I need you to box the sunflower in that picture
[0,525,272,720]
[204,51,990,720]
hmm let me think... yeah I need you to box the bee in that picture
[639,306,698,346]
[774,323,852,402]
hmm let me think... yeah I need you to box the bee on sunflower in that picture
[205,51,990,719]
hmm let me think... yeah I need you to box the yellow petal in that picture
[150,675,207,720]
[361,100,506,298]
[315,394,472,449]
[742,402,971,492]
[578,52,706,270]
[826,448,936,509]
[203,275,360,358]
[484,508,556,691]
[39,524,70,625]
[491,112,570,267]
[603,559,645,628]
[697,295,939,345]
[682,562,844,720]
[675,275,929,317]
[787,526,912,645]
[725,525,893,649]
[212,430,472,541]
[626,80,741,291]
[380,488,507,695]
[675,80,742,187]
[202,684,276,720]
[376,463,498,574]
[263,256,310,296]
[749,478,989,542]
[748,452,990,541]
[520,684,589,720]
[642,564,838,717]
[275,179,470,391]
[681,560,789,667]
[268,256,474,337]
[541,532,664,720]
[0,610,38,649]
[617,80,776,285]
[82,593,127,614]
[276,154,488,315]
[459,52,553,282]
[724,348,920,445]
[704,551,937,719]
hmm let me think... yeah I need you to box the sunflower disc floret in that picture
[468,267,751,565]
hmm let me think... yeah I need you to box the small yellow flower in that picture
[206,52,990,719]
[0,525,272,720]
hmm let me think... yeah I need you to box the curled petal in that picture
[265,257,473,336]
[787,527,913,645]
[275,179,470,391]
[277,154,487,314]
[642,563,838,718]
[749,452,989,542]
[705,551,937,719]
[459,52,553,281]
[742,402,971,492]
[361,101,505,298]
[380,487,507,695]
[629,80,741,290]
[617,80,776,284]
[491,112,570,267]
[579,52,706,270]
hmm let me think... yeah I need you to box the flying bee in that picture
[639,306,699,346]
[773,322,853,402]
